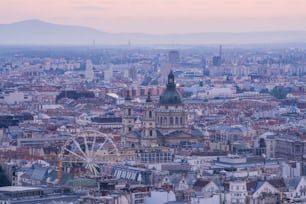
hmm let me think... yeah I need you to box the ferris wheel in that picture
[59,130,121,178]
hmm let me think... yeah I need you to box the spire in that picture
[167,70,175,89]
[146,89,152,102]
[125,90,131,101]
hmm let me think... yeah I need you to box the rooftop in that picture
[0,186,42,192]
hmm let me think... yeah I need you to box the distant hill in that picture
[0,19,306,45]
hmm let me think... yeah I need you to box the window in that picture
[149,111,152,118]
[128,108,131,116]
[170,117,173,125]
[129,127,132,132]
[175,117,178,124]
[295,145,301,153]
[150,130,153,136]
[180,117,183,124]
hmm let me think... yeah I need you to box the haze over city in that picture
[1,0,306,34]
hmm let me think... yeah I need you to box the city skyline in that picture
[1,9,306,201]
[1,0,306,34]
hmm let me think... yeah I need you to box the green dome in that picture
[159,70,183,105]
[159,88,182,105]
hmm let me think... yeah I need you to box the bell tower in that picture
[167,70,175,89]
[141,90,157,147]
[122,90,135,134]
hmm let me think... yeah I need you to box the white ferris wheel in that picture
[59,130,121,177]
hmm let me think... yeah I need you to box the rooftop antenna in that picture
[219,44,222,58]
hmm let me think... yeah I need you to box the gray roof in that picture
[30,166,48,181]
[285,177,302,189]
[255,181,265,191]
[190,128,204,137]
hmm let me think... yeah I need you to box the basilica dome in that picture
[159,70,183,105]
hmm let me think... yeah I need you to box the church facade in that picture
[122,71,204,149]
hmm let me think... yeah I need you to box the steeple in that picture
[122,89,134,135]
[167,70,175,89]
[142,90,156,147]
[125,90,131,101]
[146,89,152,103]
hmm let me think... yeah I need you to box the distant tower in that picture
[201,57,206,69]
[128,66,137,80]
[104,65,113,82]
[212,45,222,67]
[141,90,157,147]
[122,91,135,134]
[85,60,94,81]
[168,50,180,64]
[202,57,208,76]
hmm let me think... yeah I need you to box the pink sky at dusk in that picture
[1,0,306,34]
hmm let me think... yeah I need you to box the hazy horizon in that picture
[1,0,306,34]
[3,19,306,35]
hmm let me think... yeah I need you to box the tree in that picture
[150,79,158,85]
[203,69,210,76]
[260,88,269,94]
[235,86,245,94]
[270,86,289,99]
[0,167,10,186]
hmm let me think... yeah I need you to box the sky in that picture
[1,0,306,34]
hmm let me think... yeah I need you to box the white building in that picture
[281,161,302,178]
[104,65,113,82]
[144,190,176,204]
[0,91,32,104]
[229,181,247,204]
